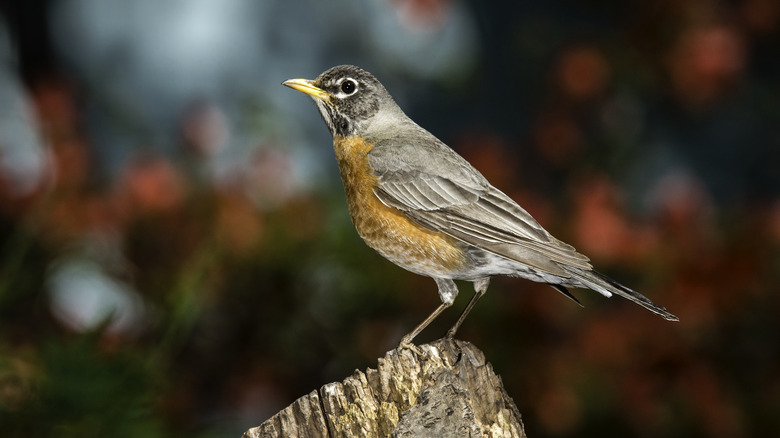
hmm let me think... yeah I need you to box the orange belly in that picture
[333,135,466,278]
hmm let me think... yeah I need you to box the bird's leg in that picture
[399,278,458,347]
[446,277,490,339]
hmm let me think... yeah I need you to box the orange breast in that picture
[332,135,466,277]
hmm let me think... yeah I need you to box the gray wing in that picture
[368,136,592,277]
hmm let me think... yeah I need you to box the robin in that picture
[283,65,678,346]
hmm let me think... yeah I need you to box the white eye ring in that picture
[337,78,358,96]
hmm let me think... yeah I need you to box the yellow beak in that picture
[282,78,330,101]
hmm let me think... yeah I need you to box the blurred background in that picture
[0,0,778,437]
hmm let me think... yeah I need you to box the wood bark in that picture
[243,338,526,437]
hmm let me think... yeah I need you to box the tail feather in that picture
[568,269,679,321]
[549,284,584,307]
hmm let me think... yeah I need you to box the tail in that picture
[560,268,679,321]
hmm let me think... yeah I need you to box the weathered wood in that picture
[243,339,526,437]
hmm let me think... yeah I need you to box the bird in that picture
[283,65,678,346]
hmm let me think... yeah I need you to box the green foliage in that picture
[1,337,165,438]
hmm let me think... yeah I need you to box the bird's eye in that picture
[341,79,356,95]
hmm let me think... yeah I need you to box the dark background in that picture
[0,0,778,437]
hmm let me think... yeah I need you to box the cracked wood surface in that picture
[242,339,526,437]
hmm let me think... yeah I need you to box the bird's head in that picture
[283,65,400,138]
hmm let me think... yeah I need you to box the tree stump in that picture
[243,338,527,437]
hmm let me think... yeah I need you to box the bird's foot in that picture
[397,337,424,356]
[445,327,458,340]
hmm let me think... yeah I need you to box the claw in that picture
[397,338,423,356]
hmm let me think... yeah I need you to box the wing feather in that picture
[368,135,592,275]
